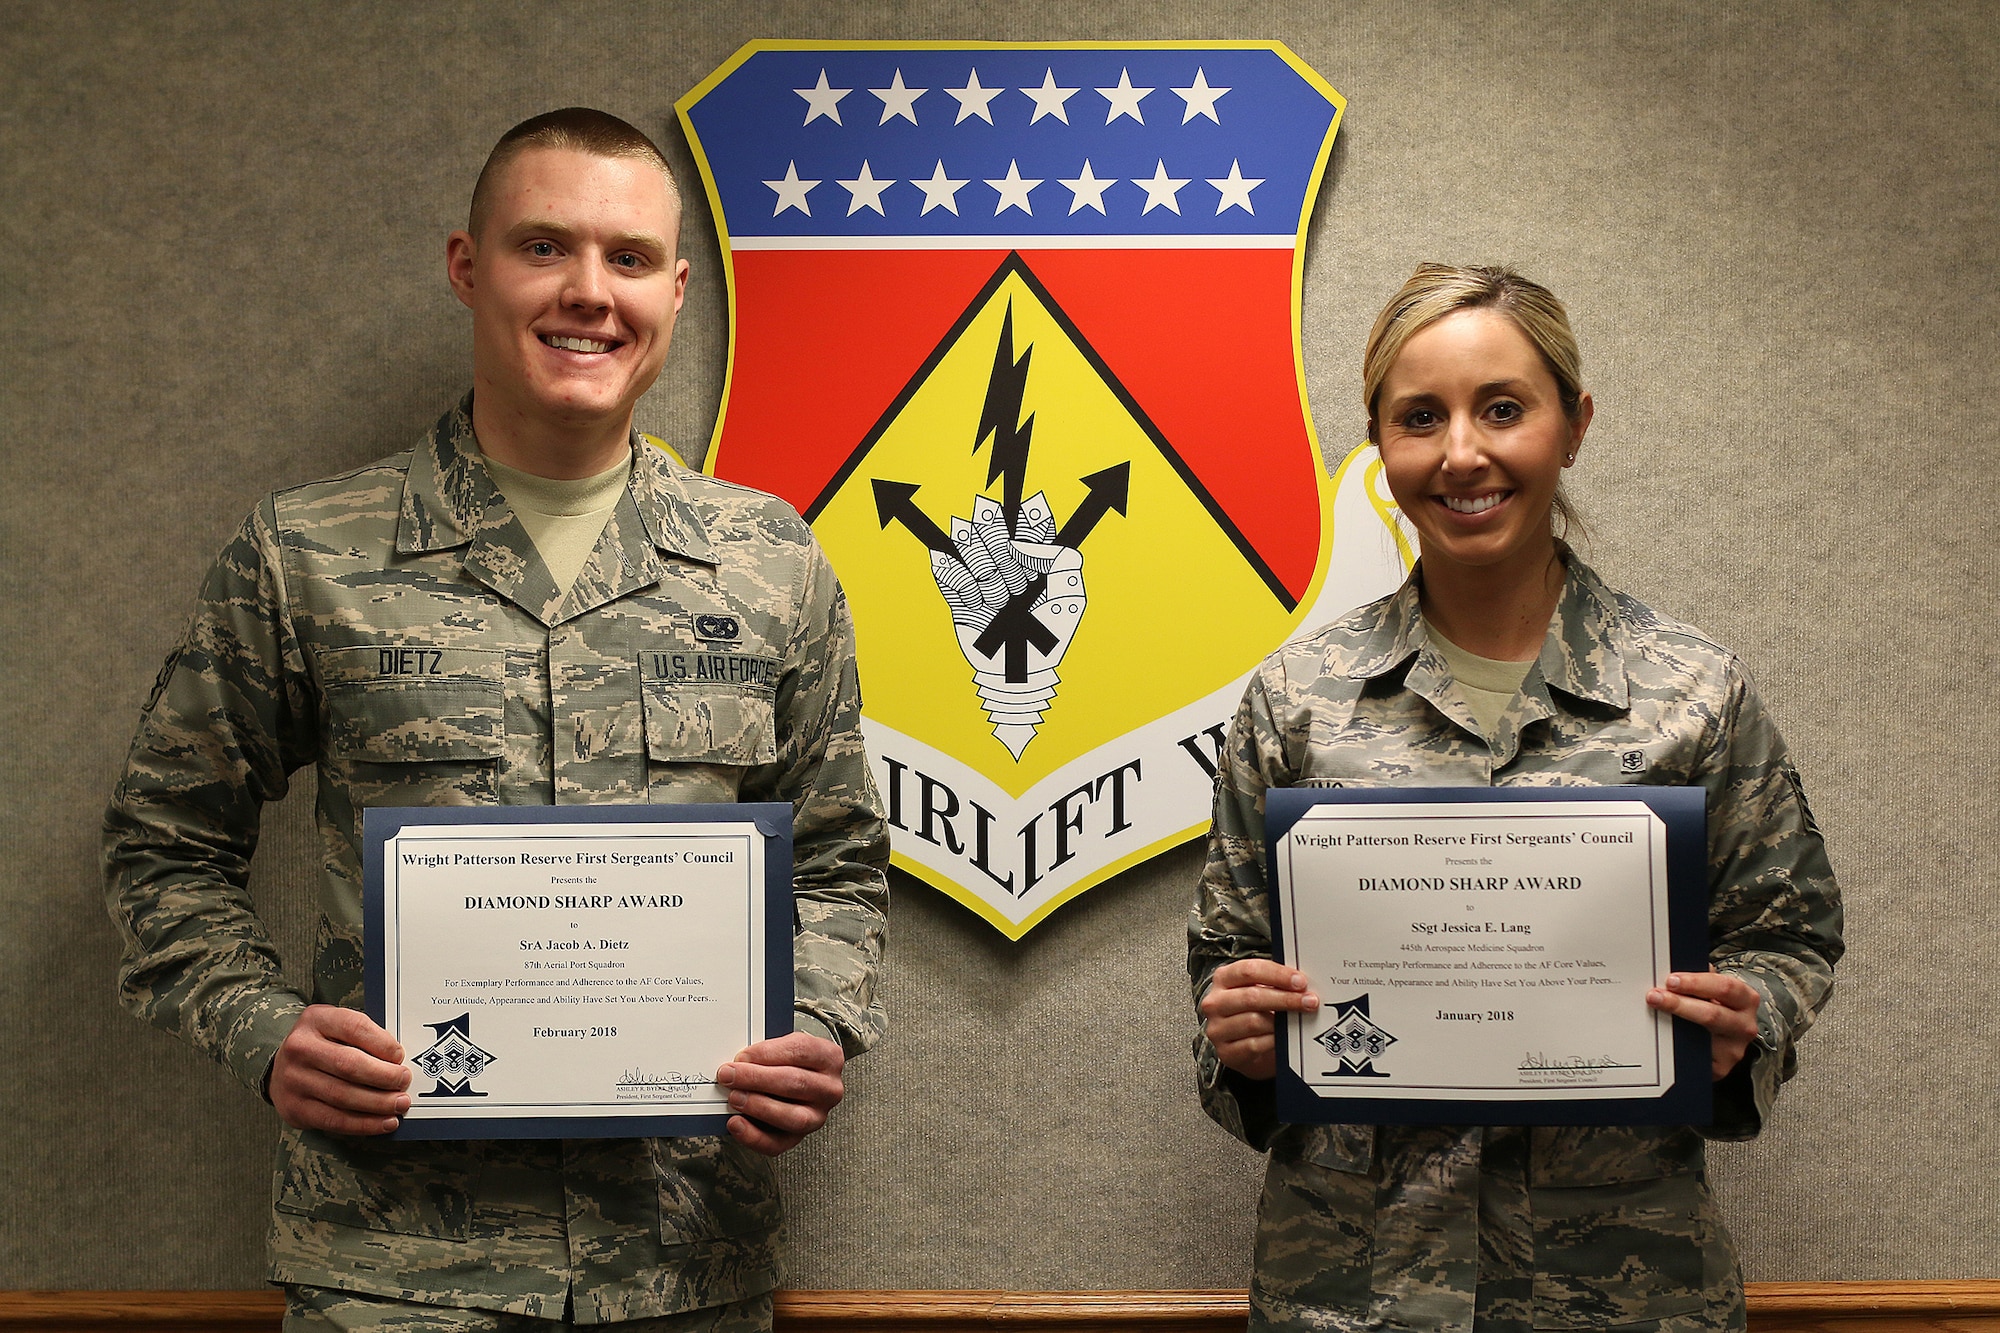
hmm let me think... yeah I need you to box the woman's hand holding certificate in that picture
[1200,960,1321,1082]
[1646,969,1762,1081]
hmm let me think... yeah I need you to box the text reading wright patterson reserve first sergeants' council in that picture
[402,848,739,868]
[1295,828,1637,848]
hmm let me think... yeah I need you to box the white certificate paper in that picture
[364,805,792,1139]
[1267,788,1709,1125]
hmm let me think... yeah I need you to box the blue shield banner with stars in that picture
[677,42,1408,938]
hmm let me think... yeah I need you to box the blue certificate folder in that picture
[1264,786,1711,1127]
[363,803,795,1141]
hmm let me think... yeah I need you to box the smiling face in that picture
[446,147,688,470]
[1373,307,1592,584]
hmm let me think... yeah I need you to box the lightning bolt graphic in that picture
[974,303,1035,536]
[869,292,1134,756]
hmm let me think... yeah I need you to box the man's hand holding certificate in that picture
[1265,787,1712,1126]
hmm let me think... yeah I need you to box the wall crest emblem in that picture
[679,42,1408,937]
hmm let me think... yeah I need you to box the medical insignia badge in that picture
[679,42,1409,938]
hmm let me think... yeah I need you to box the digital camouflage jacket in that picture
[105,399,888,1323]
[1189,560,1842,1333]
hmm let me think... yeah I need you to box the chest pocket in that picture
[640,649,780,802]
[320,646,504,806]
[643,688,777,765]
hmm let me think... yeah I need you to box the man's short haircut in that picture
[467,107,681,241]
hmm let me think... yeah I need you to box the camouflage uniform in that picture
[104,398,888,1324]
[284,1287,773,1332]
[1189,560,1842,1333]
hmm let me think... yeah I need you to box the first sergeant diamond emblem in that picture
[412,1013,495,1098]
[679,42,1409,938]
[1315,995,1396,1078]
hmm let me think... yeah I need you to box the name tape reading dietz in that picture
[320,643,498,684]
[377,647,445,676]
[641,651,781,688]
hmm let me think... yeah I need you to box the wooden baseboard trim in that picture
[0,1291,281,1330]
[1743,1282,2000,1333]
[0,1284,1993,1332]
[778,1290,1249,1331]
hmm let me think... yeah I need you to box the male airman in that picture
[105,108,887,1332]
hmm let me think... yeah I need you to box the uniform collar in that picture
[625,428,718,567]
[1344,557,1633,709]
[395,394,719,626]
[1343,572,1428,680]
[1534,558,1631,709]
[395,397,491,554]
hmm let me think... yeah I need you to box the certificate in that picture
[1266,787,1710,1126]
[362,804,794,1140]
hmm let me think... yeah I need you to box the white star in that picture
[1058,160,1115,215]
[1172,68,1229,123]
[795,70,850,126]
[1097,67,1153,124]
[985,160,1042,215]
[764,161,819,216]
[1132,159,1190,215]
[870,69,926,125]
[1020,69,1079,124]
[945,69,1004,124]
[913,160,969,215]
[837,160,895,216]
[1208,159,1264,214]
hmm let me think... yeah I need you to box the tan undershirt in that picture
[479,452,632,596]
[1427,625,1536,737]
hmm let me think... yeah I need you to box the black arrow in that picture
[971,575,1059,683]
[871,479,956,555]
[1053,462,1131,548]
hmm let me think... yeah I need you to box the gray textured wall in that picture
[2,0,1994,1291]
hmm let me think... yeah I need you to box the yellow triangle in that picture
[814,264,1299,796]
